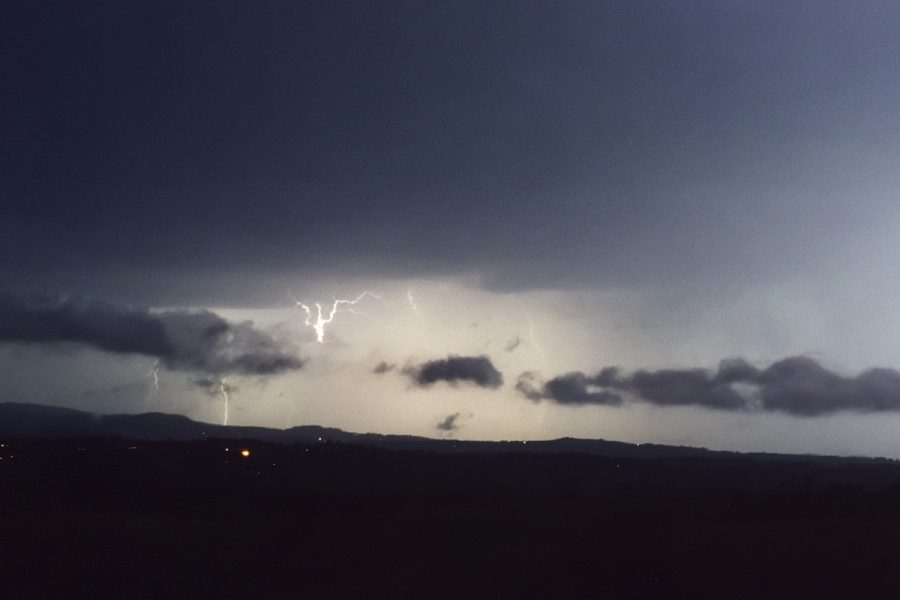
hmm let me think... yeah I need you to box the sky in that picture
[4,1,900,457]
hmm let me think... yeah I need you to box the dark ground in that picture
[2,438,900,599]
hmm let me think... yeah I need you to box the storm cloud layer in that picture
[404,356,503,389]
[6,2,900,304]
[0,294,302,376]
[519,357,900,416]
[6,2,900,454]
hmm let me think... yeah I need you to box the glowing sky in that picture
[4,1,900,456]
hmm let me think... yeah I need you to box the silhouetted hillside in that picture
[0,403,900,600]
[3,433,900,599]
[5,403,900,599]
[2,402,894,469]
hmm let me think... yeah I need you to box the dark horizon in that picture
[4,426,900,598]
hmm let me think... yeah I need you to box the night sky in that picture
[5,1,900,456]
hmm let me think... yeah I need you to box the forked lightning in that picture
[293,291,382,343]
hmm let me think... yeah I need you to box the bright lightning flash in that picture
[407,289,420,315]
[219,379,230,426]
[144,360,161,403]
[294,291,381,343]
[528,318,548,368]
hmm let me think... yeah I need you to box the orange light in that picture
[240,449,251,458]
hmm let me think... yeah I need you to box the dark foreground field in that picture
[3,438,900,599]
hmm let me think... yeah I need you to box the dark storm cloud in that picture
[6,1,900,302]
[520,360,752,409]
[627,367,746,410]
[517,371,622,406]
[436,412,461,432]
[519,357,900,416]
[755,357,900,416]
[0,294,302,376]
[404,356,503,389]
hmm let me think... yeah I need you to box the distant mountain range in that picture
[0,402,893,465]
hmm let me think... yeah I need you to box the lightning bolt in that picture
[144,360,161,404]
[293,291,382,343]
[219,379,230,426]
[527,318,550,433]
[407,289,420,315]
[528,318,548,368]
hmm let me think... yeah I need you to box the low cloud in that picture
[404,355,503,389]
[755,357,900,416]
[517,371,622,406]
[373,361,396,374]
[518,356,900,416]
[505,336,521,352]
[515,371,545,402]
[0,293,303,376]
[192,377,235,396]
[436,412,461,431]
